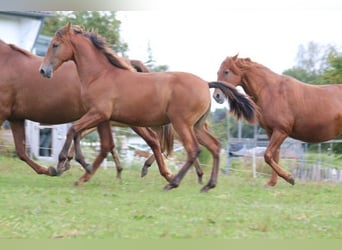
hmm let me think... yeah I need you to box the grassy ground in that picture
[0,156,341,239]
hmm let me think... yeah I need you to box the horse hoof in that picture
[263,182,276,188]
[141,168,148,178]
[287,176,295,185]
[56,169,64,176]
[48,166,58,176]
[74,180,82,186]
[200,183,216,193]
[200,186,210,193]
[163,183,178,191]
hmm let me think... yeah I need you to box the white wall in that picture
[0,14,42,50]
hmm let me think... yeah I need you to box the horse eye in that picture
[224,70,230,75]
[52,43,59,48]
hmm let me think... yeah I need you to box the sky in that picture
[116,1,342,82]
[115,2,341,110]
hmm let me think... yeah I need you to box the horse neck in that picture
[71,37,111,86]
[240,66,277,103]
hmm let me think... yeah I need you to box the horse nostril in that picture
[215,94,220,99]
[39,68,45,75]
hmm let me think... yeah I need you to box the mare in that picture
[0,39,174,183]
[214,54,342,187]
[39,23,256,192]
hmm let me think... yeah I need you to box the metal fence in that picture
[226,137,342,183]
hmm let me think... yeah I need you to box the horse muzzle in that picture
[39,64,54,79]
[213,91,225,104]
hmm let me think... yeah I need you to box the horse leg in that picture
[72,132,92,173]
[9,120,58,176]
[56,110,106,175]
[66,127,123,178]
[141,154,155,177]
[164,125,200,191]
[194,124,221,192]
[264,130,294,185]
[142,151,204,184]
[193,158,204,184]
[108,141,123,179]
[264,151,279,187]
[132,127,173,182]
[75,121,114,185]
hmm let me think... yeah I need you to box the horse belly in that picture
[291,118,342,143]
[110,103,169,127]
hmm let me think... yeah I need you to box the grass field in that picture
[0,156,341,239]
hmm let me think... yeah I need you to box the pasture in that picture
[0,156,341,239]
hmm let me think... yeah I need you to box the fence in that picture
[1,127,342,183]
[226,137,342,183]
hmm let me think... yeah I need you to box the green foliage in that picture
[208,108,256,148]
[0,156,342,239]
[323,55,342,83]
[282,41,339,84]
[283,66,322,84]
[41,11,128,56]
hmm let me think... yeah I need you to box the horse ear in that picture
[66,22,71,32]
[232,54,239,60]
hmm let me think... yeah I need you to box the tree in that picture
[283,41,338,84]
[322,55,342,83]
[145,41,169,72]
[41,11,128,56]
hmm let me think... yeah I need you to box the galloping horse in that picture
[0,39,175,183]
[39,23,256,192]
[214,54,342,187]
[124,59,206,184]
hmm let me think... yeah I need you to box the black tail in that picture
[209,81,257,123]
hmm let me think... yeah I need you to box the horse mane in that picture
[0,39,33,58]
[229,56,271,77]
[67,26,135,71]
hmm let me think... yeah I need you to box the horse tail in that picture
[156,124,174,157]
[208,81,257,123]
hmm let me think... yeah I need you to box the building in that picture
[0,11,52,51]
[0,11,70,162]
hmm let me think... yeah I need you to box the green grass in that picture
[0,156,341,239]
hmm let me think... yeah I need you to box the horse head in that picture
[39,22,75,78]
[213,55,252,104]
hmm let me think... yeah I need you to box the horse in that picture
[39,23,256,192]
[72,60,207,184]
[123,59,207,184]
[0,39,175,184]
[214,54,342,187]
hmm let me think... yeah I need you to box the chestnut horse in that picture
[214,55,342,187]
[39,23,256,192]
[0,39,175,183]
[124,59,206,183]
[73,59,206,184]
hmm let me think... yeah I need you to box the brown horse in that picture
[39,23,256,192]
[0,39,175,183]
[214,54,342,187]
[125,59,206,184]
[73,60,206,184]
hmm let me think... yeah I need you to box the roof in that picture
[0,11,54,19]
